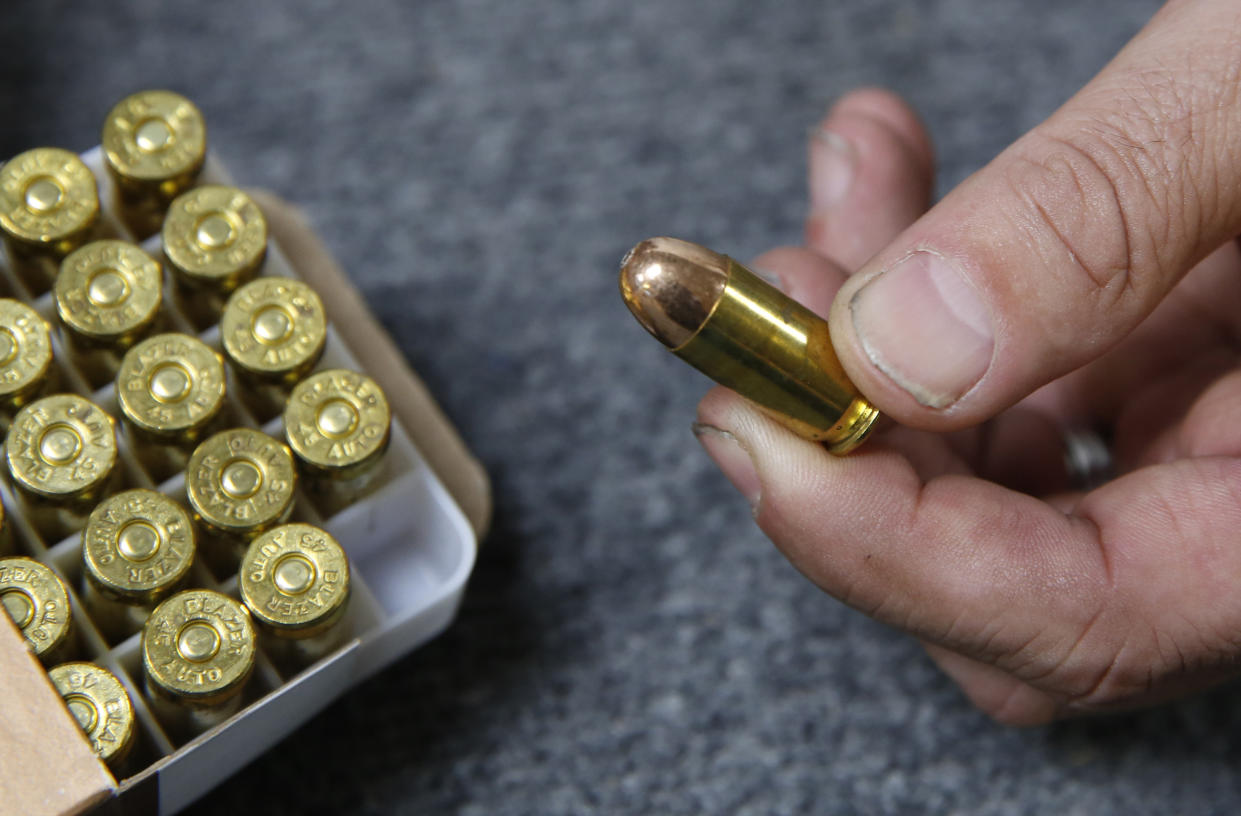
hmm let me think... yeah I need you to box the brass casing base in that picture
[673,259,880,454]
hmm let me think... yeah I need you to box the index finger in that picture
[828,1,1241,427]
[696,386,1241,709]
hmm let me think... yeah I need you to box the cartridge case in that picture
[676,260,879,450]
[81,489,196,641]
[240,523,350,670]
[4,394,119,539]
[620,237,880,454]
[221,277,327,420]
[0,298,54,429]
[117,332,227,482]
[54,239,164,386]
[0,556,74,664]
[47,661,136,771]
[0,495,11,556]
[141,588,256,737]
[283,368,390,515]
[186,428,296,570]
[162,185,267,327]
[0,147,102,294]
[101,90,207,239]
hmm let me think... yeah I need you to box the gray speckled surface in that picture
[9,1,1241,814]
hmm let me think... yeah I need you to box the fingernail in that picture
[692,422,760,514]
[809,128,855,210]
[750,266,789,294]
[849,250,994,408]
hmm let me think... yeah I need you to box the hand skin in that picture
[695,0,1241,725]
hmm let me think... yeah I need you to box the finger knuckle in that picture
[1003,135,1146,315]
[1001,57,1230,319]
[1046,617,1241,712]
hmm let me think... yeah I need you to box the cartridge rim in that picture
[102,90,206,185]
[55,240,163,342]
[240,523,350,635]
[117,333,226,437]
[0,148,99,247]
[221,277,326,381]
[5,394,117,499]
[186,428,296,536]
[162,185,266,290]
[142,588,255,701]
[0,298,52,401]
[47,662,135,767]
[83,489,195,604]
[0,557,71,658]
[284,369,391,478]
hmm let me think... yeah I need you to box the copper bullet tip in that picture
[618,237,729,349]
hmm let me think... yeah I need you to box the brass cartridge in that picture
[162,185,266,326]
[116,332,227,481]
[0,496,10,556]
[0,556,73,664]
[221,277,326,419]
[0,147,101,294]
[186,428,296,568]
[283,369,390,514]
[141,588,255,736]
[0,298,54,425]
[4,394,119,538]
[47,661,136,770]
[101,90,207,239]
[619,237,881,454]
[239,523,350,669]
[54,239,163,386]
[81,489,196,640]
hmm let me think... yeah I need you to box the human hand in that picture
[695,0,1241,724]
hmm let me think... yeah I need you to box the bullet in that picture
[220,277,326,420]
[5,394,118,538]
[101,90,207,239]
[162,185,266,326]
[0,298,54,425]
[283,368,390,515]
[81,489,196,640]
[47,661,136,771]
[0,147,102,294]
[239,523,350,669]
[54,239,163,386]
[185,428,296,568]
[0,556,74,664]
[619,237,881,454]
[141,588,255,736]
[116,332,227,482]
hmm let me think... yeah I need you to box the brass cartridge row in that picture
[81,489,196,640]
[0,298,54,427]
[240,523,351,669]
[54,239,163,386]
[102,89,206,239]
[0,147,103,293]
[47,661,136,770]
[0,89,399,762]
[0,556,73,664]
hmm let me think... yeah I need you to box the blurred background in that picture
[11,0,1241,813]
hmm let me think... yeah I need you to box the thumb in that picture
[829,0,1241,429]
